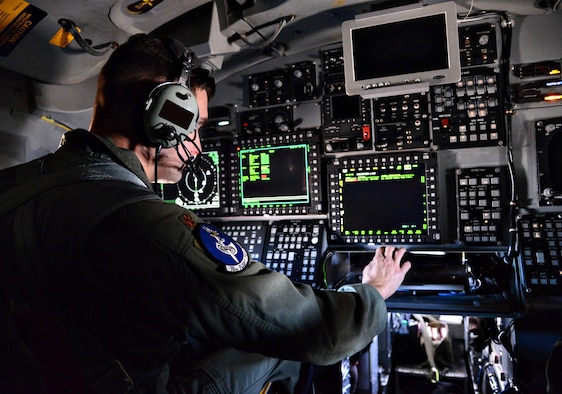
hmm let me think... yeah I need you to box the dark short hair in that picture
[96,34,215,110]
[190,67,216,99]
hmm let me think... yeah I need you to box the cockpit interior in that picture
[1,0,562,392]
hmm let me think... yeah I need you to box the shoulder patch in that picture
[179,212,196,229]
[195,223,249,273]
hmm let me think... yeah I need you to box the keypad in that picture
[518,214,562,295]
[218,220,325,285]
[431,68,504,149]
[218,222,267,261]
[263,220,324,284]
[456,167,509,246]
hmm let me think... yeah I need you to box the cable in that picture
[58,19,118,56]
[175,129,203,169]
[460,0,475,23]
[228,15,294,49]
[154,144,163,197]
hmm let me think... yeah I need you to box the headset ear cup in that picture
[144,83,199,147]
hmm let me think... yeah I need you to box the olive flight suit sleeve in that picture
[84,199,388,367]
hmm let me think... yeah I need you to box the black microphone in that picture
[175,129,202,172]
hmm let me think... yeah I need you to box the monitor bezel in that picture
[342,1,461,97]
[238,143,311,209]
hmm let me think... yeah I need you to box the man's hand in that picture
[362,246,411,300]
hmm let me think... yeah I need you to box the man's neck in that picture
[132,144,156,182]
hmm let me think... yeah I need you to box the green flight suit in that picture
[0,129,388,393]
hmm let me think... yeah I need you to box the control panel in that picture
[373,92,431,151]
[248,60,317,107]
[248,68,290,108]
[163,12,562,322]
[535,117,562,206]
[431,67,504,149]
[217,219,326,285]
[321,46,372,153]
[455,166,510,246]
[518,213,562,296]
[217,221,267,262]
[262,219,325,285]
[458,22,499,68]
[510,60,562,105]
[239,105,294,136]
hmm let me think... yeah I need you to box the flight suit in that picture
[0,129,388,393]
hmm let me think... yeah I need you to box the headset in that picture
[143,43,201,148]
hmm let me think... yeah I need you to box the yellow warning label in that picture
[0,0,47,57]
[0,0,29,31]
[49,26,79,48]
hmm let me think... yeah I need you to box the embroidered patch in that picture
[195,223,249,273]
[179,212,196,229]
